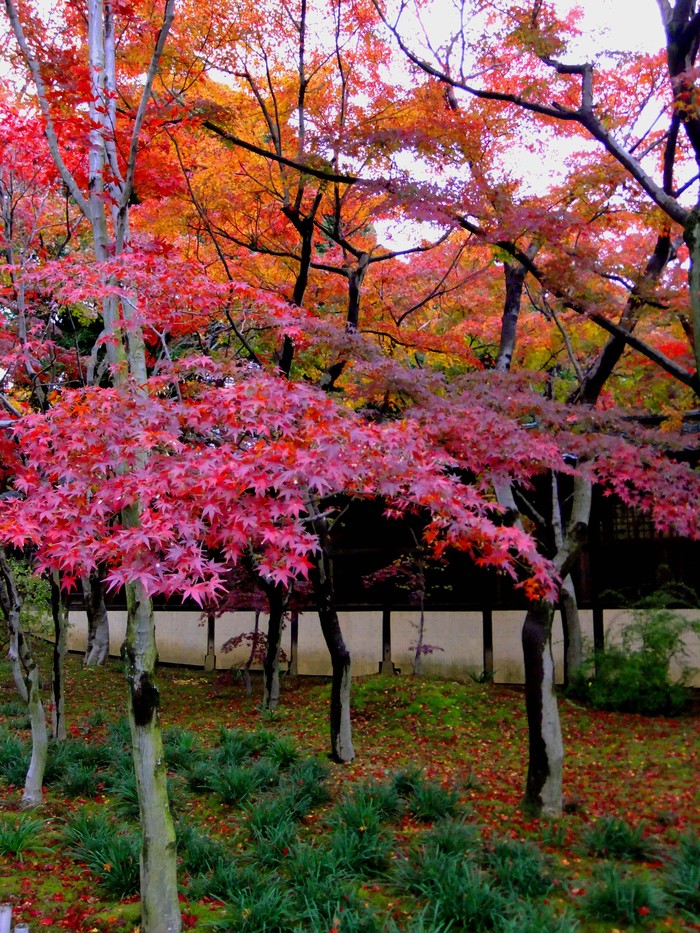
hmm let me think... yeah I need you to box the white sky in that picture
[559,0,664,55]
[377,0,668,248]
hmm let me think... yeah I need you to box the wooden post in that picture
[593,605,605,672]
[379,609,397,673]
[289,610,299,675]
[482,608,494,677]
[204,613,216,672]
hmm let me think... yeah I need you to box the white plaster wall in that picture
[67,606,699,685]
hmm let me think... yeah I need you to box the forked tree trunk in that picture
[522,475,592,816]
[0,549,47,807]
[123,580,179,933]
[319,608,355,762]
[262,585,287,710]
[50,572,68,741]
[522,604,563,817]
[5,0,179,921]
[82,570,110,666]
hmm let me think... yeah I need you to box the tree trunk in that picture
[319,608,355,762]
[262,586,287,710]
[22,660,48,808]
[50,572,67,741]
[123,580,180,933]
[82,570,110,666]
[346,254,369,332]
[560,574,583,681]
[412,605,425,676]
[309,503,356,763]
[684,207,700,380]
[522,604,563,817]
[0,549,47,807]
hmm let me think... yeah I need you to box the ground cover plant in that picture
[0,647,698,931]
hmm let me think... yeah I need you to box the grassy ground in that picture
[0,643,698,931]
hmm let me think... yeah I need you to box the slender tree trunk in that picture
[522,604,563,817]
[685,208,700,379]
[262,586,287,710]
[50,572,67,741]
[82,570,110,666]
[560,574,583,680]
[0,549,47,807]
[319,608,355,762]
[346,254,369,332]
[412,604,425,676]
[122,580,179,933]
[309,502,355,762]
[22,658,47,808]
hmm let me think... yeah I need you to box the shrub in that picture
[210,759,278,805]
[397,843,466,895]
[330,823,392,877]
[186,857,259,902]
[105,767,141,821]
[584,865,668,925]
[184,756,218,793]
[407,777,459,822]
[429,861,509,932]
[163,727,204,772]
[262,734,299,769]
[582,816,654,861]
[390,767,424,798]
[0,701,30,728]
[215,726,259,765]
[63,809,114,851]
[665,831,700,918]
[176,820,228,875]
[57,761,101,797]
[0,813,51,859]
[210,881,297,932]
[418,818,481,858]
[305,902,384,933]
[63,810,140,898]
[341,781,403,822]
[499,903,579,933]
[568,605,699,715]
[0,729,29,785]
[245,796,298,867]
[280,756,332,813]
[334,795,384,835]
[287,842,349,899]
[482,837,553,897]
[43,738,93,785]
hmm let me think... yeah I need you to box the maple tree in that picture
[2,0,700,924]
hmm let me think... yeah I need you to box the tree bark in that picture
[50,572,67,741]
[522,604,563,817]
[309,503,355,762]
[560,574,583,680]
[318,608,355,762]
[685,207,700,380]
[82,570,110,666]
[0,550,47,807]
[0,551,47,807]
[262,585,287,710]
[123,580,180,933]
